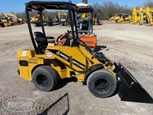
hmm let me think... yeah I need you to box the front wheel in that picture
[32,65,59,91]
[87,69,117,98]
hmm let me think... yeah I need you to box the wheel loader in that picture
[17,1,153,104]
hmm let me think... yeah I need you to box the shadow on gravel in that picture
[38,93,70,115]
[53,77,77,91]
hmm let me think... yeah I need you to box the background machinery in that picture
[0,13,26,27]
[146,7,153,25]
[76,3,97,50]
[138,7,147,25]
[58,12,69,26]
[17,1,153,104]
[114,13,132,23]
[93,10,102,25]
[132,7,140,24]
[31,15,40,23]
[3,13,26,24]
[31,12,60,27]
[0,16,13,27]
[109,14,117,21]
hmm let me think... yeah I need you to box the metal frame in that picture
[76,3,94,33]
[25,1,79,54]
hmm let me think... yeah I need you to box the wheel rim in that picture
[36,74,48,87]
[94,78,110,93]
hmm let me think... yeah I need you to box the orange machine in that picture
[57,3,97,50]
[79,33,96,50]
[76,3,97,50]
[56,31,97,50]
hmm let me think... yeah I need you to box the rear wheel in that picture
[87,69,117,98]
[32,65,59,91]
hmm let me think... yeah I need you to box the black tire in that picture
[87,69,117,98]
[32,65,59,91]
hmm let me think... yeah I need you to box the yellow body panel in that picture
[17,43,115,82]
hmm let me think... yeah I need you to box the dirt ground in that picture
[0,22,153,115]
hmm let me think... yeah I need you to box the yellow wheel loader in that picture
[17,1,153,103]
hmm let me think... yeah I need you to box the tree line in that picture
[0,0,153,20]
[92,0,153,19]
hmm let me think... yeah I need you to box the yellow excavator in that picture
[145,7,153,26]
[138,7,147,25]
[132,8,140,24]
[3,13,26,24]
[132,7,153,25]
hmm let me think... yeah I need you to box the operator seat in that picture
[34,31,48,54]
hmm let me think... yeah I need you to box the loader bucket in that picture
[116,63,153,103]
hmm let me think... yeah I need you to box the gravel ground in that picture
[0,22,153,115]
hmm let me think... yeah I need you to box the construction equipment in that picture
[58,12,69,26]
[109,14,118,21]
[0,17,13,27]
[31,15,40,23]
[32,12,60,27]
[146,7,153,25]
[0,13,15,27]
[3,13,26,24]
[17,1,153,104]
[76,3,97,50]
[132,7,152,25]
[93,10,102,25]
[31,13,49,26]
[138,7,147,25]
[115,13,132,23]
[132,8,140,24]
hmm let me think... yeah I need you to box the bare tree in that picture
[144,0,153,7]
[93,2,132,19]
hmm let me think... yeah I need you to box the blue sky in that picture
[0,0,145,13]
